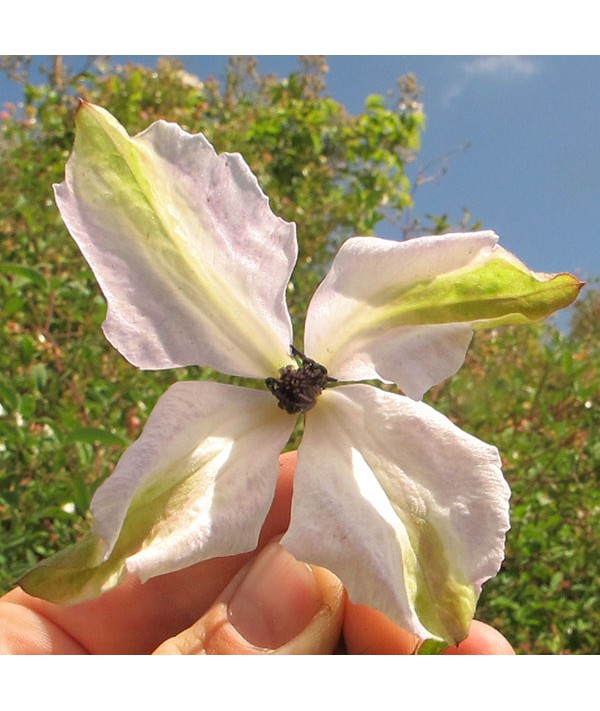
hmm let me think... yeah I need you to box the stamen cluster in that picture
[266,346,336,414]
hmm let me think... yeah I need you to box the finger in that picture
[443,620,515,655]
[2,452,298,654]
[154,541,344,655]
[343,601,515,654]
[343,602,418,654]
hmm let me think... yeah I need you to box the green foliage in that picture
[1,56,597,654]
[426,316,599,654]
[0,54,423,587]
[1,55,423,340]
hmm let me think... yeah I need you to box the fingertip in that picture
[275,450,297,511]
[279,449,297,474]
[443,620,515,655]
[343,602,418,654]
[257,450,297,545]
[155,542,344,655]
[343,602,515,656]
[228,543,322,649]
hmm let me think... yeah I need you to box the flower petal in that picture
[54,102,297,378]
[280,384,510,644]
[20,381,294,604]
[304,232,583,398]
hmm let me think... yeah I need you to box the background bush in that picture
[1,56,597,653]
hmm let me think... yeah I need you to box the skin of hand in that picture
[0,452,514,655]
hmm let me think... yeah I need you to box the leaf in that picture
[30,363,48,391]
[0,379,19,412]
[64,427,127,447]
[0,263,47,289]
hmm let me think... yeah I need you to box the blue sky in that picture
[2,55,599,284]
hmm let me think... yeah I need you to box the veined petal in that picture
[54,102,297,378]
[280,384,510,645]
[304,232,583,399]
[20,381,294,604]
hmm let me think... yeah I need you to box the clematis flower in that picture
[20,102,583,645]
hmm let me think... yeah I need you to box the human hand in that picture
[0,452,513,654]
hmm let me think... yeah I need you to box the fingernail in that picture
[228,542,322,649]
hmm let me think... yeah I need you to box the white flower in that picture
[20,103,582,644]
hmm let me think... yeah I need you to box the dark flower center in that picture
[266,346,336,415]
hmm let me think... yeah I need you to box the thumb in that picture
[153,542,344,655]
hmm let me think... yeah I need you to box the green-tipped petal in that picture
[54,102,297,379]
[20,381,294,604]
[305,232,583,399]
[18,532,118,605]
[281,384,509,645]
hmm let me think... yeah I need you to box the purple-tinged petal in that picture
[304,232,583,398]
[281,384,510,644]
[20,381,294,604]
[54,102,297,378]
